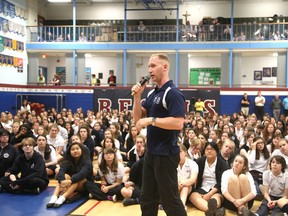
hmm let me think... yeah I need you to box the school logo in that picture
[3,153,9,158]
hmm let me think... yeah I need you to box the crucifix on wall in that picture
[182,11,191,24]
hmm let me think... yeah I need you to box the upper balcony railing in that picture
[26,22,288,43]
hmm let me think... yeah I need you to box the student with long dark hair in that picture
[46,142,93,208]
[34,135,57,177]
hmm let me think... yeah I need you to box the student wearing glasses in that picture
[0,137,48,194]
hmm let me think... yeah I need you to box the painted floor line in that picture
[84,200,101,215]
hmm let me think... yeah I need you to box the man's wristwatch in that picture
[152,117,156,126]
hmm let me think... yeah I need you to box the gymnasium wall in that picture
[1,85,287,118]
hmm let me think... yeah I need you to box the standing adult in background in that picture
[37,73,46,85]
[107,70,116,86]
[51,73,61,86]
[283,94,288,117]
[132,53,187,216]
[255,91,266,121]
[91,74,100,86]
[194,97,205,116]
[241,93,250,117]
[270,94,282,122]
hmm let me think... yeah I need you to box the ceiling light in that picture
[48,0,71,3]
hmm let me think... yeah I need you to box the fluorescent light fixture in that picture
[48,0,71,3]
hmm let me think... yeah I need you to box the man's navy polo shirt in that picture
[142,80,185,156]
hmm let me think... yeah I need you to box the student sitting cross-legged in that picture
[189,142,229,216]
[46,142,93,208]
[221,154,257,216]
[254,155,288,216]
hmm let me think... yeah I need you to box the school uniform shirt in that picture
[177,157,199,181]
[262,169,288,197]
[34,145,57,165]
[98,162,125,185]
[195,156,229,192]
[247,149,269,172]
[221,169,257,197]
[0,144,19,177]
[46,134,65,152]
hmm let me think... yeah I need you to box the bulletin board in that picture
[189,68,221,86]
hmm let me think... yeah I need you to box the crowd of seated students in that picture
[2,105,288,215]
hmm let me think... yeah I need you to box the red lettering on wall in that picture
[118,99,132,112]
[204,100,216,115]
[98,99,112,112]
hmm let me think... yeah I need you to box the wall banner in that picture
[93,88,220,115]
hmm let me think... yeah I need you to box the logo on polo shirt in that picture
[3,153,9,158]
[153,96,161,104]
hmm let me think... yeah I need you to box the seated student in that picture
[272,139,288,162]
[218,138,236,167]
[247,137,270,195]
[254,155,288,216]
[189,142,228,216]
[98,137,123,164]
[177,144,198,211]
[187,137,202,161]
[34,135,57,177]
[46,142,93,208]
[0,129,19,178]
[10,124,35,148]
[121,143,146,207]
[183,128,197,150]
[240,132,256,156]
[221,154,257,215]
[86,148,124,202]
[78,125,95,161]
[0,137,49,194]
[126,134,146,169]
[46,124,65,163]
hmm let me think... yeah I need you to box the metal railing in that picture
[26,22,288,43]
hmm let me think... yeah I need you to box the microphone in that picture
[131,75,151,96]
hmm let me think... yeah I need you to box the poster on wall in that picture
[263,67,272,77]
[254,70,262,81]
[56,67,66,84]
[189,68,221,86]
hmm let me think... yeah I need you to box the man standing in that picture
[132,53,187,216]
[254,91,265,121]
[283,94,288,117]
[270,94,282,121]
[107,70,116,86]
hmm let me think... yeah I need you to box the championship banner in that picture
[8,1,15,18]
[93,88,220,115]
[0,0,3,14]
[2,0,8,16]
